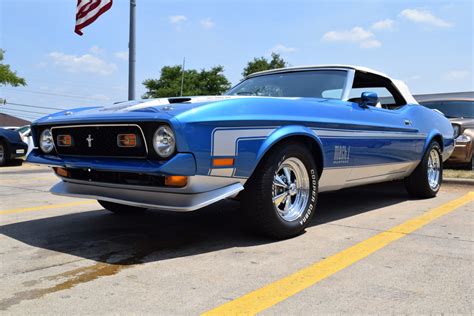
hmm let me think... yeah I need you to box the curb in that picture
[444,178,474,185]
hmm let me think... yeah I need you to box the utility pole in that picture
[180,57,186,97]
[128,0,136,100]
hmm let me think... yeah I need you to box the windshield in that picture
[226,70,347,99]
[16,126,30,134]
[421,101,474,118]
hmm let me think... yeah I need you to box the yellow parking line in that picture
[0,201,95,215]
[0,176,55,184]
[202,192,474,316]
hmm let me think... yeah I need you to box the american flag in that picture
[75,0,113,36]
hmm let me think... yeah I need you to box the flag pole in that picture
[128,0,136,100]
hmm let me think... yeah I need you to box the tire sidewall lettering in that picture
[299,168,317,226]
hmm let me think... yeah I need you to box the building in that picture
[0,113,31,128]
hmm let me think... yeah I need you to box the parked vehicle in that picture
[16,125,34,156]
[419,98,473,170]
[0,128,28,166]
[27,65,454,238]
[1,126,19,131]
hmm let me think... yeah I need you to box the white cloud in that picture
[114,51,128,61]
[323,26,372,42]
[200,18,215,29]
[169,15,186,24]
[48,51,117,75]
[400,9,453,28]
[359,39,382,48]
[371,19,394,31]
[270,44,297,54]
[442,70,470,81]
[322,27,381,49]
[89,45,105,55]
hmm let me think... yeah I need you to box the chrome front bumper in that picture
[51,179,244,212]
[446,136,473,164]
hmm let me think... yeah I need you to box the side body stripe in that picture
[208,126,426,183]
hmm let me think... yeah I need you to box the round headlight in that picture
[153,126,176,158]
[452,124,461,138]
[39,129,54,153]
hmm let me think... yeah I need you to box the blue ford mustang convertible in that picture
[28,65,454,238]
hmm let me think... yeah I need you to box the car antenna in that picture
[180,57,186,97]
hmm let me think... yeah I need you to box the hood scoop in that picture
[168,97,192,104]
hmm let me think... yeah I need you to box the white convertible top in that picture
[248,64,419,104]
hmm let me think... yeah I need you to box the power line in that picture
[23,76,117,91]
[4,102,66,111]
[0,112,39,120]
[0,111,41,120]
[2,87,107,102]
[0,107,50,115]
[0,110,38,117]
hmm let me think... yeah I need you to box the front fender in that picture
[250,125,324,176]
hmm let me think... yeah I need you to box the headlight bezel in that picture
[152,125,176,158]
[452,124,461,138]
[39,128,55,154]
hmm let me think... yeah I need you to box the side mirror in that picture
[360,92,379,108]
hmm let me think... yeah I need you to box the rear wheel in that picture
[405,141,442,198]
[98,200,147,214]
[241,141,318,239]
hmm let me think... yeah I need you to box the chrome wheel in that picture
[427,148,441,190]
[272,157,310,222]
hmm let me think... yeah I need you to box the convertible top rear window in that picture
[226,70,347,99]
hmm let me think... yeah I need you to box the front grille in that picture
[61,168,166,187]
[51,124,147,158]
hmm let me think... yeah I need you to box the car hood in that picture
[0,128,23,142]
[33,95,329,125]
[449,117,474,128]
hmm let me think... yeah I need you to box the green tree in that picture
[0,49,26,87]
[143,65,231,98]
[242,52,288,77]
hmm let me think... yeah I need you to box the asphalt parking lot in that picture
[1,163,473,314]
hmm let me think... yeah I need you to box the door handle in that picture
[404,119,412,126]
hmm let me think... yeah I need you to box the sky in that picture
[0,0,473,122]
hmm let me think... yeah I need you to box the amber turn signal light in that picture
[57,135,72,147]
[117,134,137,147]
[212,158,234,167]
[164,175,188,187]
[53,167,70,178]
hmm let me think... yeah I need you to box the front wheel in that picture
[241,141,318,239]
[98,200,147,214]
[405,141,442,198]
[462,156,473,170]
[0,141,8,167]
